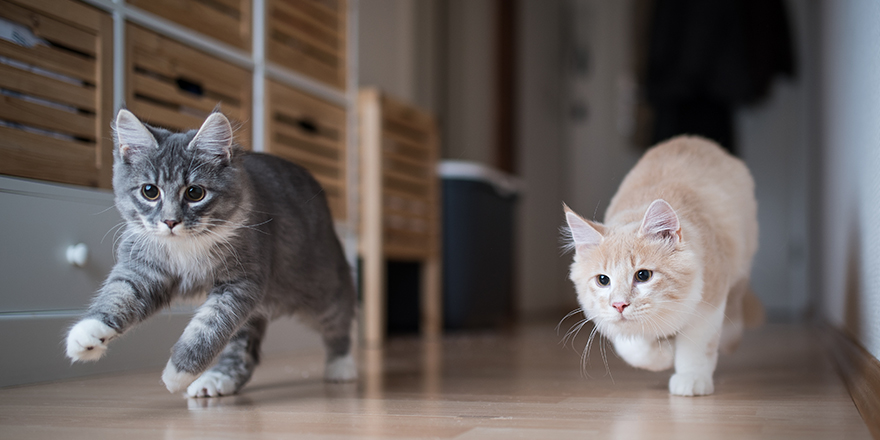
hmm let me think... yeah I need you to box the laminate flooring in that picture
[0,322,870,439]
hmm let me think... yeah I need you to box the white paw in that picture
[66,319,118,362]
[162,359,199,394]
[324,353,357,382]
[669,372,714,396]
[186,371,237,398]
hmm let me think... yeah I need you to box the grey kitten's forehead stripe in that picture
[67,109,357,397]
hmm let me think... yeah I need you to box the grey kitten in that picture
[65,109,357,397]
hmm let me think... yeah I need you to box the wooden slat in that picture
[0,95,95,140]
[271,134,341,168]
[0,0,97,57]
[382,131,431,154]
[271,134,341,170]
[383,168,427,187]
[132,73,240,117]
[314,0,341,13]
[384,193,430,216]
[272,121,343,158]
[268,10,340,56]
[274,0,339,30]
[0,63,95,112]
[384,157,428,181]
[383,207,431,224]
[129,100,205,133]
[128,25,250,92]
[273,145,342,181]
[383,175,428,199]
[0,40,96,83]
[382,94,434,131]
[383,149,429,168]
[266,54,343,90]
[268,82,346,129]
[383,118,429,145]
[268,28,339,72]
[210,0,247,12]
[382,185,430,206]
[7,0,102,33]
[0,125,98,187]
[129,0,251,50]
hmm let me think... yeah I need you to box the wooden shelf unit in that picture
[0,0,114,188]
[359,88,442,347]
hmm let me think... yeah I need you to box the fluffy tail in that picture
[742,286,765,329]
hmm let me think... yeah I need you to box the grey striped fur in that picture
[65,110,356,397]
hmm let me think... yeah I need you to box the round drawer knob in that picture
[66,243,89,267]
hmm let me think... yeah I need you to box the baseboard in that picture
[825,325,880,440]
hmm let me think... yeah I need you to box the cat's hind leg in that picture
[720,278,748,355]
[313,302,357,382]
[186,316,268,398]
[613,336,674,372]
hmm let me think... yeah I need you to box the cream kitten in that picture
[563,136,761,396]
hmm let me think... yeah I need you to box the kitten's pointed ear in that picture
[639,199,682,243]
[114,109,156,161]
[564,203,604,254]
[190,112,234,164]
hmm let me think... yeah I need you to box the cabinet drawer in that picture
[126,24,252,147]
[267,0,347,90]
[0,0,113,188]
[128,0,252,51]
[0,177,120,313]
[265,80,347,220]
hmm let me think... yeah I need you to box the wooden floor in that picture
[0,322,871,439]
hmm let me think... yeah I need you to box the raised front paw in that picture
[66,318,118,362]
[669,372,714,396]
[162,359,199,394]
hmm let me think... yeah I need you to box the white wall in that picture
[443,0,497,165]
[358,0,419,103]
[819,0,880,359]
[515,0,570,317]
[735,0,816,319]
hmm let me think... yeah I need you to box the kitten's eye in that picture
[635,269,653,282]
[184,185,205,202]
[141,184,159,201]
[597,274,610,287]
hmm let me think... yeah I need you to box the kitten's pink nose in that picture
[612,302,629,314]
[164,220,180,230]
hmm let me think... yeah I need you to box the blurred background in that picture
[360,0,879,361]
[1,0,878,386]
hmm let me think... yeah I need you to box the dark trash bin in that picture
[440,161,519,330]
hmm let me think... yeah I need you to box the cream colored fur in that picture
[564,136,760,396]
